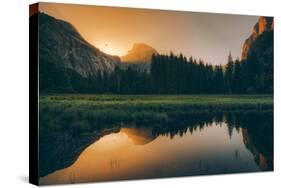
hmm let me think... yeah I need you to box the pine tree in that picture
[225,52,234,94]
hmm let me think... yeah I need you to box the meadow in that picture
[39,94,273,132]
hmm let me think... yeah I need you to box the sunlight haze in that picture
[39,3,258,64]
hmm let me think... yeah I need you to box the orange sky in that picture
[39,2,258,65]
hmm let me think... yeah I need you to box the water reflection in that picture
[40,112,273,185]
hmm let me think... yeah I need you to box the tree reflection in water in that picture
[39,111,273,184]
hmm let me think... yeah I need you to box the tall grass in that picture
[39,94,273,134]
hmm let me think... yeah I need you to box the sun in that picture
[94,41,126,56]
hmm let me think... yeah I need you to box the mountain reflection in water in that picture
[40,113,273,185]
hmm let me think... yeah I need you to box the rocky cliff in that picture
[38,12,120,78]
[121,43,158,64]
[241,17,273,60]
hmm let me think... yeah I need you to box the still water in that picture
[40,117,272,185]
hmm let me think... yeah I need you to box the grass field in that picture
[39,95,273,132]
[40,94,273,111]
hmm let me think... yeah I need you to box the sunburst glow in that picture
[94,41,126,56]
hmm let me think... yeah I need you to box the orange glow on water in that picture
[40,124,259,185]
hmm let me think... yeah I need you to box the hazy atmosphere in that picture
[33,2,273,185]
[39,3,258,64]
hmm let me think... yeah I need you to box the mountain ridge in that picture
[120,43,158,64]
[38,12,120,78]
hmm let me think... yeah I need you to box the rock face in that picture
[121,43,158,64]
[241,17,274,60]
[239,16,274,93]
[118,62,151,73]
[242,128,273,171]
[38,12,120,78]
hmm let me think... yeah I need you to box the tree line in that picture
[40,51,273,94]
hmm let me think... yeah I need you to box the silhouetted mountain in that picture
[119,43,158,73]
[39,12,120,77]
[33,12,273,94]
[241,17,273,60]
[240,16,273,93]
[121,43,158,64]
[31,12,120,93]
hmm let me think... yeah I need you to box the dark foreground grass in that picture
[39,94,273,132]
[40,94,273,113]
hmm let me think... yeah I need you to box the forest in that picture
[39,51,273,95]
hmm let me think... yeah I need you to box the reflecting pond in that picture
[40,112,273,185]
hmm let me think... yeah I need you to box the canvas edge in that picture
[29,2,39,186]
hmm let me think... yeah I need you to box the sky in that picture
[39,3,259,65]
